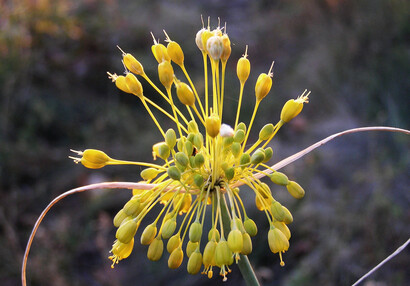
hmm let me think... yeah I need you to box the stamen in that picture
[268,61,275,77]
[150,32,158,44]
[116,45,126,55]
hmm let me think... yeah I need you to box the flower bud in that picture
[147,236,164,261]
[241,233,252,255]
[263,147,273,163]
[255,72,273,102]
[220,123,234,137]
[194,153,205,168]
[140,168,159,181]
[236,122,247,133]
[250,149,265,165]
[268,228,289,254]
[259,123,274,140]
[194,174,204,187]
[167,166,181,181]
[282,206,293,224]
[231,142,241,158]
[227,229,243,254]
[205,113,221,138]
[195,28,206,51]
[224,167,235,181]
[152,42,170,63]
[158,61,174,89]
[244,218,258,237]
[175,81,195,106]
[234,129,245,143]
[123,198,142,217]
[157,143,170,160]
[187,251,203,274]
[177,137,185,152]
[74,149,111,169]
[206,35,223,61]
[189,221,203,243]
[166,40,184,66]
[193,133,203,149]
[165,128,177,148]
[220,34,231,62]
[113,75,131,93]
[188,120,199,133]
[270,171,289,186]
[123,53,144,75]
[239,153,250,168]
[280,90,309,123]
[113,209,129,228]
[125,73,143,97]
[272,221,291,240]
[237,48,250,84]
[184,140,194,156]
[175,152,189,167]
[186,241,199,258]
[116,219,139,244]
[141,223,157,245]
[223,136,234,148]
[162,217,177,239]
[203,240,217,267]
[167,233,181,254]
[271,201,286,222]
[286,181,305,199]
[201,29,213,53]
[215,239,232,267]
[168,247,184,269]
[208,228,220,242]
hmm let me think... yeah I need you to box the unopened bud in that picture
[168,247,184,269]
[125,73,143,97]
[187,251,203,274]
[175,81,195,106]
[165,128,177,148]
[268,228,289,254]
[158,61,174,89]
[147,236,163,261]
[271,201,286,222]
[140,168,159,181]
[241,233,252,255]
[167,166,181,181]
[123,53,144,75]
[286,181,305,199]
[206,35,223,61]
[259,123,274,140]
[116,219,139,244]
[162,217,177,239]
[237,47,250,84]
[141,223,157,245]
[255,62,274,102]
[205,113,221,138]
[270,171,289,186]
[280,90,310,123]
[250,149,265,165]
[189,221,202,243]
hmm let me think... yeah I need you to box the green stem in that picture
[219,193,261,286]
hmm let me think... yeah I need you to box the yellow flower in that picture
[75,17,310,281]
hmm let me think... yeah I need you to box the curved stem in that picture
[233,126,410,187]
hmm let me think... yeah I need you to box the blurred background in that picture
[1,0,409,285]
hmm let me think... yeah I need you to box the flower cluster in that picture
[70,18,309,281]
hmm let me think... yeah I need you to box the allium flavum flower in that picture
[70,18,309,281]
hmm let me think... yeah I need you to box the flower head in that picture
[74,17,310,281]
